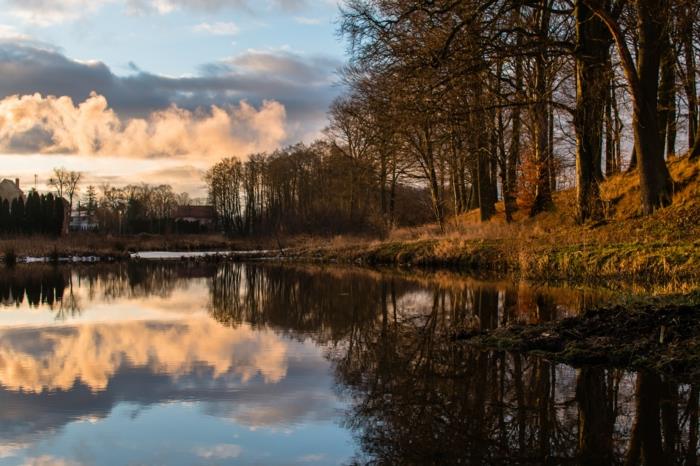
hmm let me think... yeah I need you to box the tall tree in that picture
[574,0,613,222]
[587,0,675,214]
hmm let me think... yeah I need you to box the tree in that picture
[10,197,24,234]
[586,0,675,214]
[0,199,9,234]
[84,185,98,215]
[574,0,614,222]
[49,167,82,211]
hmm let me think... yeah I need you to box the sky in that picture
[0,0,347,198]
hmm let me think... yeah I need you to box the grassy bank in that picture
[287,156,700,285]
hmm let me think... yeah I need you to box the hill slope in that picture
[295,156,700,285]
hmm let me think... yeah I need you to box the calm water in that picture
[0,263,697,465]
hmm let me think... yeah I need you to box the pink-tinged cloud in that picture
[0,92,287,160]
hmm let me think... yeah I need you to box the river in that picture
[0,262,696,465]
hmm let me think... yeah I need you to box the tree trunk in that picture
[613,81,623,172]
[477,138,496,221]
[691,125,700,160]
[605,76,615,176]
[530,68,553,215]
[588,0,673,214]
[574,0,610,222]
[530,0,554,216]
[633,0,674,213]
[682,20,698,150]
[657,29,675,158]
[505,57,523,222]
[667,85,677,158]
[474,78,496,221]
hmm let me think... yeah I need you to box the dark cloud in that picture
[0,40,341,143]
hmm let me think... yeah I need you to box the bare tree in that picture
[49,167,82,211]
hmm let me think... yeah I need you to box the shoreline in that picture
[455,299,700,381]
[1,235,699,286]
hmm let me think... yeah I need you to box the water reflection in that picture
[0,263,696,465]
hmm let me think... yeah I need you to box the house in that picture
[70,211,99,232]
[0,178,24,203]
[174,205,217,233]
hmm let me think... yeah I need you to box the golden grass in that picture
[292,156,700,286]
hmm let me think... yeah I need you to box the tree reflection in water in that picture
[1,262,697,465]
[206,264,700,466]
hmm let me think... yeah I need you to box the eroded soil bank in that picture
[456,297,700,380]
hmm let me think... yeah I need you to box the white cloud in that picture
[0,92,288,160]
[194,444,243,460]
[0,443,27,459]
[7,0,112,26]
[0,41,340,145]
[0,25,31,40]
[192,21,240,36]
[293,16,321,25]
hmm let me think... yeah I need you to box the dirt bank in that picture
[455,298,700,379]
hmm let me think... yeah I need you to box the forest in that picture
[207,0,700,237]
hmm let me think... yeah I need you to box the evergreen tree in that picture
[43,193,56,234]
[53,197,66,236]
[25,190,42,234]
[0,199,9,234]
[10,198,25,234]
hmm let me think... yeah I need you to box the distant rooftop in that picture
[0,178,23,202]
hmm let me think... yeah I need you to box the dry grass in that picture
[291,156,700,285]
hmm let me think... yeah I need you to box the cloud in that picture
[3,0,319,24]
[0,25,31,40]
[0,320,289,392]
[294,16,321,25]
[0,40,340,144]
[0,443,27,458]
[0,92,287,159]
[5,0,111,26]
[194,444,242,459]
[192,21,240,36]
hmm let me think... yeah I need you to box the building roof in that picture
[174,205,216,220]
[0,179,23,202]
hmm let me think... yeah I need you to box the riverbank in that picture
[2,158,698,286]
[289,157,700,284]
[455,294,700,380]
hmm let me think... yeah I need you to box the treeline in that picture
[0,191,67,236]
[335,0,700,225]
[83,183,192,234]
[206,141,433,236]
